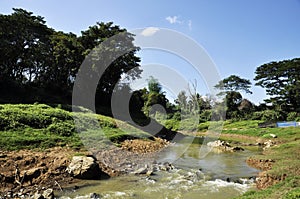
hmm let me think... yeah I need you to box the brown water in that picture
[59,137,260,199]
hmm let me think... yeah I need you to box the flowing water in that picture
[59,137,261,199]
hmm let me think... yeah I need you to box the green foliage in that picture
[214,75,253,119]
[261,110,281,121]
[284,188,300,199]
[254,58,300,113]
[0,104,152,150]
[198,122,210,131]
[0,9,141,111]
[147,76,162,93]
[47,121,75,136]
[251,110,282,121]
[215,75,253,94]
[287,112,298,121]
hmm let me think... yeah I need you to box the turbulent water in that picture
[58,137,260,199]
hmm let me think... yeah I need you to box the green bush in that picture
[47,121,75,136]
[287,112,298,121]
[0,104,152,150]
[172,112,181,121]
[198,122,209,131]
[251,110,281,121]
[284,188,300,199]
[199,110,211,122]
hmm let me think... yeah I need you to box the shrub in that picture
[47,121,75,136]
[287,112,298,121]
[172,112,181,121]
[199,110,211,122]
[251,110,281,121]
[198,122,209,131]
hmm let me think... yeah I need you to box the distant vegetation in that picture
[1,8,300,125]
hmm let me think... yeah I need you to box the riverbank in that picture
[0,104,299,198]
[2,129,298,199]
[0,138,171,198]
[181,124,300,198]
[200,125,300,199]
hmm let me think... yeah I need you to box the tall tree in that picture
[142,76,168,115]
[37,31,83,93]
[254,58,300,112]
[0,9,142,108]
[215,75,252,95]
[0,8,52,82]
[215,75,252,118]
[175,91,188,110]
[79,22,141,106]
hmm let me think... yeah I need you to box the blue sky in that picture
[1,0,300,104]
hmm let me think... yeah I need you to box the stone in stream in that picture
[90,193,101,199]
[207,140,244,152]
[133,167,154,176]
[66,156,107,180]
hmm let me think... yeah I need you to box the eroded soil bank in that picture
[0,138,169,197]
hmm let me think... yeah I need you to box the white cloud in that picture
[141,27,160,37]
[166,16,181,24]
[165,16,192,31]
[188,20,192,30]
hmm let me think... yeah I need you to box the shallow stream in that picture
[59,137,261,199]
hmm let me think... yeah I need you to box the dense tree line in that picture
[0,8,140,112]
[1,8,299,123]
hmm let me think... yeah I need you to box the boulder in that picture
[263,140,275,150]
[207,140,231,148]
[67,156,103,179]
[207,140,244,152]
[42,189,54,199]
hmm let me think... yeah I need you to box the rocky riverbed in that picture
[0,138,171,198]
[0,136,278,198]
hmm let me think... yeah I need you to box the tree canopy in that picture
[254,58,300,112]
[214,75,252,118]
[215,75,252,95]
[0,8,141,111]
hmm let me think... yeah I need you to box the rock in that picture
[42,189,54,199]
[33,192,44,199]
[263,140,275,150]
[132,167,154,176]
[146,169,154,176]
[207,140,244,152]
[207,140,230,148]
[90,193,101,199]
[270,134,277,138]
[133,167,148,175]
[67,156,102,179]
[231,146,244,152]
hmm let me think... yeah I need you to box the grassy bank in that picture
[0,104,151,151]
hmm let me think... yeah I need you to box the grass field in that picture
[0,104,151,150]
